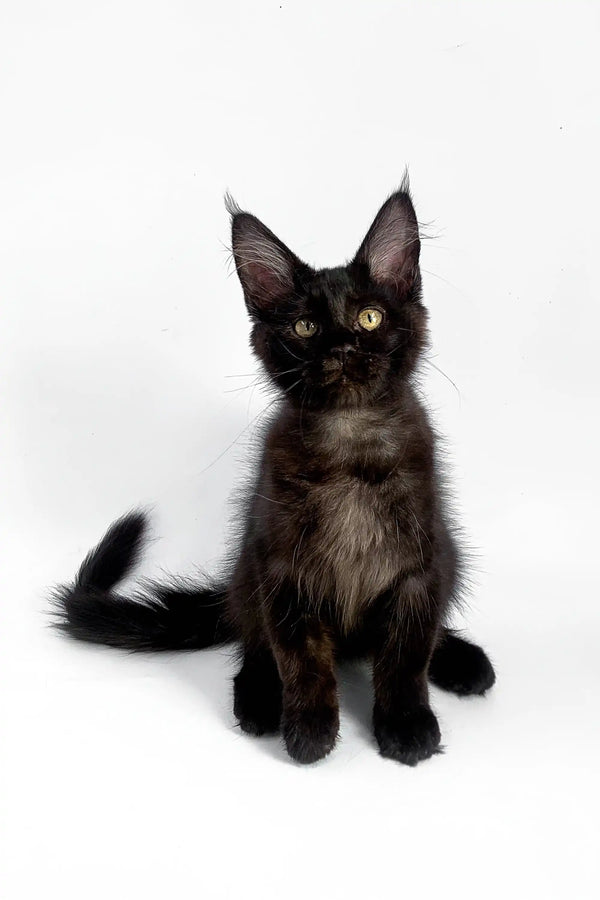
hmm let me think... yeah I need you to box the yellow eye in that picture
[294,319,318,338]
[358,308,383,331]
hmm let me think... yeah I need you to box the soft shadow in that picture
[164,646,236,729]
[163,647,378,763]
[337,659,375,743]
[164,645,293,763]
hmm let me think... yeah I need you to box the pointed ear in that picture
[227,196,305,312]
[354,187,420,292]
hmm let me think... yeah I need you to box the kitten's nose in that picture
[330,343,355,360]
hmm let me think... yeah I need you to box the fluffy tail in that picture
[52,511,233,651]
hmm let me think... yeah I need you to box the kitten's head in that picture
[228,182,427,410]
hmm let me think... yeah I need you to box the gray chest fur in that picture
[299,478,402,629]
[293,410,418,629]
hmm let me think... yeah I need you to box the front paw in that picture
[282,704,339,764]
[374,704,441,766]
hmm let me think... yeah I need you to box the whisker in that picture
[198,394,284,475]
[223,382,261,394]
[254,493,287,506]
[424,358,461,403]
[247,378,260,418]
[421,267,468,299]
[225,373,260,379]
[276,336,304,362]
[280,377,304,397]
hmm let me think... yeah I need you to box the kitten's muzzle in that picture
[321,345,360,385]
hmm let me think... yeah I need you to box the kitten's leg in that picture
[372,579,442,766]
[429,630,496,696]
[233,645,283,735]
[266,588,339,764]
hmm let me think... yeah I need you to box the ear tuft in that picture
[224,191,242,218]
[354,186,420,291]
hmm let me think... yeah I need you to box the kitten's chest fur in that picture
[274,407,425,630]
[304,475,401,629]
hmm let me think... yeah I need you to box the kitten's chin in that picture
[275,363,393,411]
[307,378,379,411]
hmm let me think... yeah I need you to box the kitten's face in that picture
[229,186,427,410]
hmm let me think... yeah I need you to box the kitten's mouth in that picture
[321,356,368,388]
[300,356,383,409]
[321,358,344,384]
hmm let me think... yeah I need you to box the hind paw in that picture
[233,659,282,735]
[429,633,496,696]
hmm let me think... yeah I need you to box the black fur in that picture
[53,512,231,651]
[54,182,495,765]
[429,631,496,696]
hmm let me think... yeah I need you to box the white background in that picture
[2,2,599,898]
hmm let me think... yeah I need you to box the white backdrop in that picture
[2,2,599,898]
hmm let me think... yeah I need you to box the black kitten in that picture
[54,180,495,766]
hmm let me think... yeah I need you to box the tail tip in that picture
[75,509,150,592]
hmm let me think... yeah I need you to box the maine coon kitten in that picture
[54,181,495,766]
